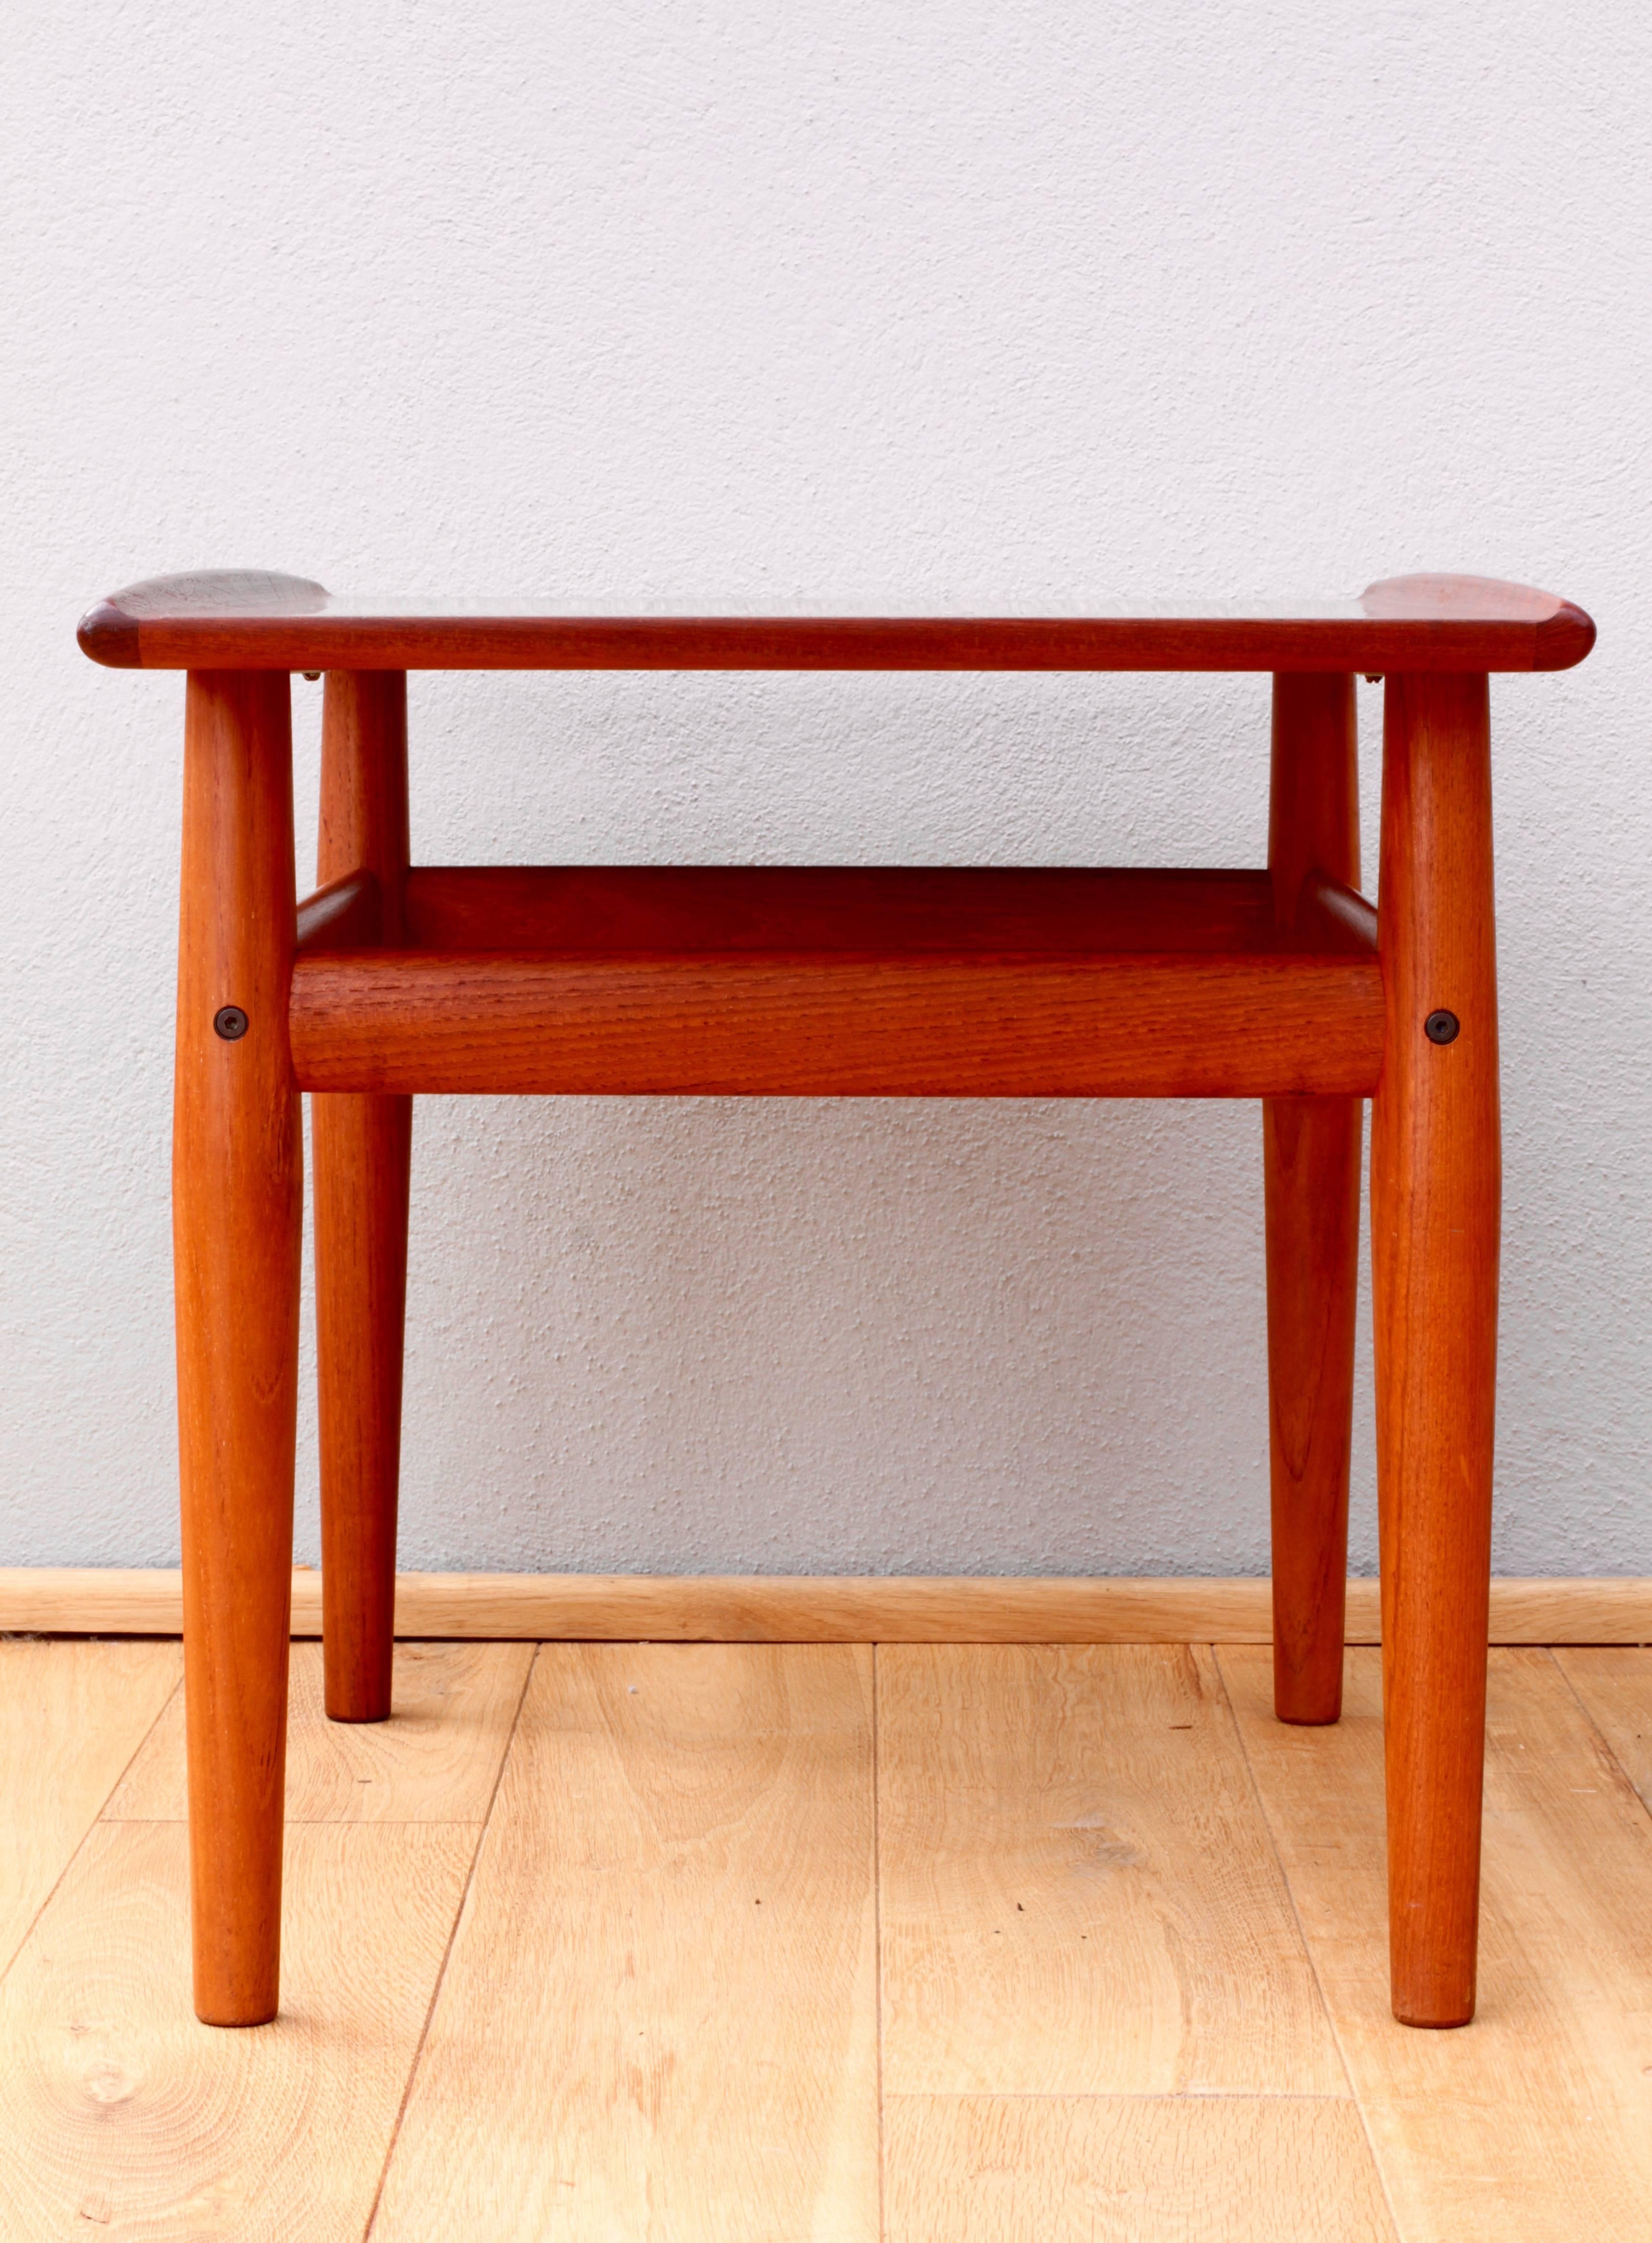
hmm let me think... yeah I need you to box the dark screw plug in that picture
[1424,1009,1460,1045]
[214,1005,249,1041]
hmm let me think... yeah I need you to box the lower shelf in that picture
[290,864,1384,1097]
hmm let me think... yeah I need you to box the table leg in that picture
[175,670,301,2026]
[1371,670,1499,2027]
[1265,673,1362,1723]
[314,672,410,1722]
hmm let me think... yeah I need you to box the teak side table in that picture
[79,569,1595,2032]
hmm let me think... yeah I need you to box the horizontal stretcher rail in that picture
[288,949,1385,1098]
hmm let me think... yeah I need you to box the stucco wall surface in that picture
[2,2,1646,1575]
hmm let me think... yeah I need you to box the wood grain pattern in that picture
[1473,1576,1652,1644]
[0,1642,180,1975]
[1265,672,1364,1724]
[173,668,302,2027]
[403,865,1285,955]
[289,949,1385,1098]
[1,1568,1649,1642]
[76,571,1597,672]
[1370,671,1500,2026]
[1552,1648,1652,1812]
[884,2096,1398,2243]
[3,1638,1650,2238]
[371,1644,879,2242]
[104,1642,532,1825]
[0,1818,474,2240]
[360,1571,1298,1644]
[876,1645,1345,2095]
[1221,1645,1652,2243]
[313,671,411,1723]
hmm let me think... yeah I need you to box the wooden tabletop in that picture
[77,570,1594,673]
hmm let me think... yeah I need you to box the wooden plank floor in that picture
[1,1639,1650,2239]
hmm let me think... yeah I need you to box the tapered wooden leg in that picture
[314,672,410,1722]
[1371,671,1499,2028]
[1265,673,1362,1724]
[175,670,301,2026]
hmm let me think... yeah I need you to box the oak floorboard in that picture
[1221,1645,1652,2243]
[0,1641,180,1977]
[884,2095,1397,2242]
[1552,1647,1652,1813]
[371,1643,879,2242]
[0,1818,475,2240]
[877,1644,1345,2096]
[104,1641,533,1823]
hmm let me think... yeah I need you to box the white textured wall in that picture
[3,2,1646,1575]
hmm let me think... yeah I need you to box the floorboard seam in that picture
[96,1815,494,1827]
[882,2088,1357,2101]
[1209,1643,1407,2242]
[872,1643,887,2243]
[358,1643,538,2241]
[1544,1646,1652,1834]
[0,1658,183,1990]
